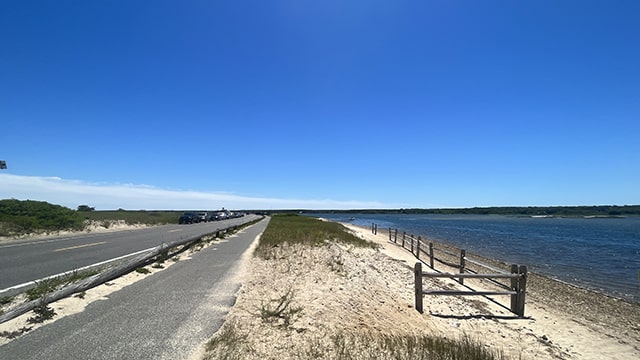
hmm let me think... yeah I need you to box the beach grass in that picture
[206,321,508,360]
[254,214,376,259]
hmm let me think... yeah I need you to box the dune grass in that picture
[206,322,508,360]
[254,214,376,259]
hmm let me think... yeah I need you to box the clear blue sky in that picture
[1,1,639,210]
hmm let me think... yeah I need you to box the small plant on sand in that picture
[257,287,304,328]
[204,324,253,360]
[0,326,32,339]
[327,252,346,274]
[0,296,13,306]
[135,267,151,274]
[27,297,56,324]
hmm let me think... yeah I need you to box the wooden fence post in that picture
[410,235,415,255]
[402,232,406,248]
[394,228,398,243]
[510,264,518,314]
[416,236,421,259]
[415,262,423,313]
[516,265,528,317]
[429,242,434,269]
[389,228,392,242]
[459,249,466,285]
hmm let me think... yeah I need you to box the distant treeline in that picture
[298,205,640,216]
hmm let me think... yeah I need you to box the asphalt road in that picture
[0,215,259,291]
[0,217,270,360]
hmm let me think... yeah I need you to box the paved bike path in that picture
[0,218,269,360]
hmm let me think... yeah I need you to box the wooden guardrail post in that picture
[416,236,421,259]
[459,249,466,285]
[415,262,423,313]
[429,242,434,269]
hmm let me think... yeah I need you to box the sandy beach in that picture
[201,222,640,359]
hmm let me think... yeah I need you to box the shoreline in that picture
[341,223,640,359]
[202,221,639,359]
[351,222,640,311]
[341,216,640,304]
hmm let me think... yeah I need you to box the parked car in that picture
[196,212,208,222]
[179,212,199,224]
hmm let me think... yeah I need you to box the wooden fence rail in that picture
[414,262,528,317]
[382,225,528,317]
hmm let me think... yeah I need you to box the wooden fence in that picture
[378,225,528,317]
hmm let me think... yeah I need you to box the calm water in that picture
[313,213,640,303]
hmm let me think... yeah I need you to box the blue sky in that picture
[1,1,639,210]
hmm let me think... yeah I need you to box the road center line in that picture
[53,241,107,252]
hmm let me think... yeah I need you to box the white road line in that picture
[0,247,156,297]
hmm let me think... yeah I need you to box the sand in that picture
[201,223,640,360]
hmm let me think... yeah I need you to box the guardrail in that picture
[379,226,528,317]
[0,224,244,324]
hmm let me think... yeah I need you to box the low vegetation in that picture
[0,199,84,237]
[26,269,101,301]
[0,199,185,237]
[255,214,376,259]
[257,287,304,328]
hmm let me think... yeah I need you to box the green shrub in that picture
[0,199,84,236]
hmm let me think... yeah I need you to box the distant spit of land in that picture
[298,205,640,217]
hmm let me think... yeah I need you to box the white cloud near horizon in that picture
[0,173,384,210]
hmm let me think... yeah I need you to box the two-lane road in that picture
[0,217,270,360]
[0,215,259,290]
